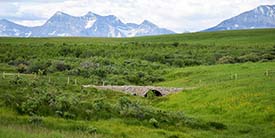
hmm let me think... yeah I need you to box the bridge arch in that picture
[144,89,163,97]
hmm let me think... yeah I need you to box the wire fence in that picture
[1,69,275,87]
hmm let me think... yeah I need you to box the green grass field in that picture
[156,62,275,137]
[0,29,275,137]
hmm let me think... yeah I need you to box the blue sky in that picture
[0,0,275,32]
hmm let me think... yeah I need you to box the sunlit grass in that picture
[155,62,275,137]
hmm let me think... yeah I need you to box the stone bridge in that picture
[82,85,184,97]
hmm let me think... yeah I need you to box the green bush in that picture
[54,62,71,71]
[59,47,73,56]
[149,118,159,128]
[238,53,260,63]
[172,42,179,47]
[17,63,28,73]
[28,116,43,126]
[207,121,227,130]
[9,76,27,86]
[217,56,236,64]
[87,126,97,134]
[44,42,55,47]
[80,51,94,58]
[27,61,51,74]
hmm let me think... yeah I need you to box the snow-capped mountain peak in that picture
[254,5,275,17]
[55,11,66,16]
[141,20,156,26]
[51,11,72,19]
[204,5,275,32]
[0,11,174,37]
[85,11,96,17]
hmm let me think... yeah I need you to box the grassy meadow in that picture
[0,29,275,137]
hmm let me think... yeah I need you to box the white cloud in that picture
[1,0,275,32]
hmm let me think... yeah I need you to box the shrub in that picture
[1,93,15,107]
[146,90,157,99]
[237,53,260,63]
[63,112,76,119]
[172,42,179,47]
[9,76,27,86]
[117,97,132,110]
[28,116,43,126]
[116,97,145,118]
[207,121,227,130]
[271,45,275,55]
[183,59,201,66]
[149,118,159,128]
[169,135,179,138]
[21,96,41,115]
[59,47,73,56]
[217,56,236,64]
[27,61,51,74]
[93,99,109,111]
[261,53,275,61]
[87,126,97,134]
[44,42,55,47]
[54,62,71,71]
[80,51,94,58]
[74,49,83,58]
[17,63,28,73]
[8,58,29,66]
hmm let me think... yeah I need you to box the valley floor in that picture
[1,62,275,138]
[1,29,275,137]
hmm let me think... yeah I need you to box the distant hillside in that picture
[204,5,275,31]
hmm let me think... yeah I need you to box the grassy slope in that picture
[0,64,194,138]
[156,62,275,137]
[0,108,189,138]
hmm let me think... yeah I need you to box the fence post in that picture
[67,77,70,85]
[265,70,269,77]
[74,79,77,85]
[235,74,238,80]
[2,72,5,79]
[34,73,37,79]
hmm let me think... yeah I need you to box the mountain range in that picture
[204,5,275,31]
[0,11,174,37]
[1,5,275,37]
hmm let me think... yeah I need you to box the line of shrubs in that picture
[217,53,275,64]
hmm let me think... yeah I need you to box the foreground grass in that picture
[0,108,191,138]
[156,62,275,137]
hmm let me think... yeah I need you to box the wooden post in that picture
[34,73,37,79]
[103,81,105,86]
[2,72,5,79]
[74,79,77,85]
[265,70,269,77]
[67,77,70,85]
